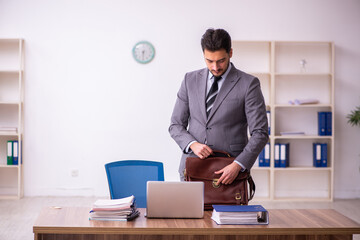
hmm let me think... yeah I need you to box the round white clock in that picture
[132,41,155,64]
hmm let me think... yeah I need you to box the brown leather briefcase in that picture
[185,151,255,210]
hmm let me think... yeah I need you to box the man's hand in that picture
[215,162,241,185]
[190,142,213,159]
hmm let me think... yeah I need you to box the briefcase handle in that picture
[208,150,232,158]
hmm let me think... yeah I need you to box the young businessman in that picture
[169,28,269,184]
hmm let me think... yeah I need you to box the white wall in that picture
[0,0,359,198]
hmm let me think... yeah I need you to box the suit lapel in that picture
[207,66,241,122]
[196,68,209,122]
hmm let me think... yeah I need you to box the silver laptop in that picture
[146,181,204,218]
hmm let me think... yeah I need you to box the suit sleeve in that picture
[235,77,269,170]
[169,74,197,152]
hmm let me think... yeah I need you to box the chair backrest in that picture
[105,160,164,208]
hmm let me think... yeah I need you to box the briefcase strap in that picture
[247,175,255,201]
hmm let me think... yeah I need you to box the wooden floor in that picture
[1,197,359,240]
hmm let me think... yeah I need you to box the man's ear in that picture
[229,48,233,58]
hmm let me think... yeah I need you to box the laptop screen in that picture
[146,181,204,218]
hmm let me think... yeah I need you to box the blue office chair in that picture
[105,160,164,208]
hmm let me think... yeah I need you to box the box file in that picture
[318,112,332,136]
[264,143,270,167]
[266,111,271,135]
[258,143,270,167]
[7,141,13,165]
[280,143,289,168]
[274,143,280,168]
[313,143,327,167]
[13,141,19,165]
[212,205,269,225]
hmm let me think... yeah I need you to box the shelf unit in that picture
[232,41,334,201]
[0,39,24,199]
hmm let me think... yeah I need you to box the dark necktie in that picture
[206,76,221,117]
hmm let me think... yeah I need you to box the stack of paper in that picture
[89,195,139,221]
[211,205,269,225]
[0,126,17,132]
[280,131,305,135]
[288,98,319,105]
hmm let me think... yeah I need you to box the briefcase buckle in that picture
[212,179,220,188]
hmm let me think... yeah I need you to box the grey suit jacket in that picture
[169,63,269,179]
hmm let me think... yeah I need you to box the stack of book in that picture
[211,205,269,225]
[89,195,139,221]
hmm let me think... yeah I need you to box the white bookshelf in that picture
[232,41,334,201]
[0,39,24,199]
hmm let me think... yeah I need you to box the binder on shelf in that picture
[280,143,289,168]
[211,205,269,225]
[318,112,332,136]
[321,143,328,167]
[313,143,322,167]
[6,140,20,165]
[274,143,280,168]
[264,143,270,167]
[258,146,265,167]
[258,143,270,167]
[266,111,271,135]
[7,141,13,165]
[313,143,328,167]
[318,112,326,136]
[326,112,332,136]
[12,141,19,165]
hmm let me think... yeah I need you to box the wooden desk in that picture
[33,207,360,240]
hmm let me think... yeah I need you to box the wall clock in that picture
[132,41,155,64]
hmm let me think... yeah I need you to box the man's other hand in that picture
[214,162,241,185]
[190,142,213,159]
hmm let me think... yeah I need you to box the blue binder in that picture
[321,143,328,167]
[212,205,269,225]
[266,111,271,135]
[264,143,270,167]
[258,143,270,167]
[274,143,280,168]
[12,141,19,165]
[313,143,322,167]
[318,112,332,136]
[258,147,265,167]
[280,143,289,168]
[326,112,332,136]
[313,143,327,167]
[318,112,326,136]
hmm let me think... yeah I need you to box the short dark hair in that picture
[201,28,232,53]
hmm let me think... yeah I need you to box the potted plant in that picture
[347,106,360,127]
